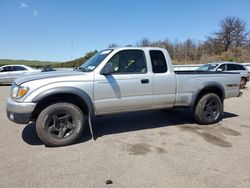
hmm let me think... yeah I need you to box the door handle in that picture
[141,79,149,84]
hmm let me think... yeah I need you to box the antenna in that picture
[71,38,74,60]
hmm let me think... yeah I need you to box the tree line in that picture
[58,16,250,68]
[53,51,97,68]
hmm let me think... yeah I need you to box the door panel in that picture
[152,72,176,108]
[94,74,152,114]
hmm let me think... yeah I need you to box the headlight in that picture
[11,84,29,99]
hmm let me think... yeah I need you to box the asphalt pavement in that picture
[0,84,250,188]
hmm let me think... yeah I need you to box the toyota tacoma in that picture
[6,47,242,146]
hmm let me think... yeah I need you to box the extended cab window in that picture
[107,50,147,74]
[150,50,168,73]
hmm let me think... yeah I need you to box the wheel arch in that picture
[193,84,225,108]
[31,87,95,120]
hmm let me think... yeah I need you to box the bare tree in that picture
[137,38,151,47]
[108,43,119,48]
[102,16,250,64]
[151,39,174,58]
[213,16,249,51]
[125,44,134,47]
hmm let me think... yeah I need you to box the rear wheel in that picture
[36,103,85,146]
[240,77,247,89]
[193,93,223,124]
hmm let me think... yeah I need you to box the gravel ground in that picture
[0,84,250,188]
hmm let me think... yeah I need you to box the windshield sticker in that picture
[87,66,95,70]
[100,50,112,55]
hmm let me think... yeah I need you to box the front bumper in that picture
[6,97,36,124]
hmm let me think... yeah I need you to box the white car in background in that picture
[198,62,250,88]
[0,65,40,84]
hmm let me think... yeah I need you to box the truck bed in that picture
[174,70,241,107]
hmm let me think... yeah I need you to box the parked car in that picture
[198,62,250,88]
[6,47,242,146]
[41,66,57,72]
[0,65,41,84]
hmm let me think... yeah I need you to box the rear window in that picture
[237,65,246,70]
[150,50,168,73]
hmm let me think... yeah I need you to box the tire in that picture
[240,77,247,89]
[36,103,85,146]
[193,93,223,125]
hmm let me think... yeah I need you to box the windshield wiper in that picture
[74,67,87,72]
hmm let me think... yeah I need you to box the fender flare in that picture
[32,87,95,117]
[192,82,225,107]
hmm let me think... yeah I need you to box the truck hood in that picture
[15,71,87,85]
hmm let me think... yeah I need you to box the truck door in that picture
[149,50,176,108]
[94,49,153,114]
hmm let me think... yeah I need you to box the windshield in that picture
[79,49,113,72]
[198,64,218,71]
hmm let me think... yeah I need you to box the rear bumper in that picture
[6,97,36,124]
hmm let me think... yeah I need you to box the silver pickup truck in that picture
[6,47,242,146]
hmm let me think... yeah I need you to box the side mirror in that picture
[102,63,114,75]
[217,68,223,72]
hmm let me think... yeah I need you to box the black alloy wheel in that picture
[193,93,223,124]
[36,103,85,146]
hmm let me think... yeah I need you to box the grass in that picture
[0,59,62,67]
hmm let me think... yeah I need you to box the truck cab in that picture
[91,48,176,114]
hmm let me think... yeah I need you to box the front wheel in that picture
[193,93,223,124]
[36,103,85,146]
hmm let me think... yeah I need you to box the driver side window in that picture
[107,50,147,74]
